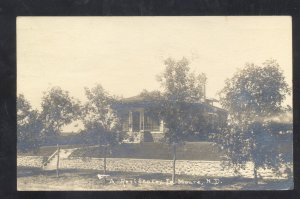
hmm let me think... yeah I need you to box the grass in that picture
[17,144,85,156]
[70,142,225,160]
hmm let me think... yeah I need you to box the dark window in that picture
[144,114,160,131]
[121,115,129,131]
[132,112,140,132]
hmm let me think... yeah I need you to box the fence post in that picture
[172,143,177,184]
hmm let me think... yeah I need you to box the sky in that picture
[17,16,292,111]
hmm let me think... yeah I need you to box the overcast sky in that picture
[17,16,292,110]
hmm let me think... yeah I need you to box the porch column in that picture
[139,110,145,132]
[160,120,164,132]
[129,111,133,132]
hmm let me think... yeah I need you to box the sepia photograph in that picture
[16,16,293,191]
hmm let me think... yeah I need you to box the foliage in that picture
[17,94,43,152]
[216,120,288,169]
[216,59,291,182]
[150,101,208,144]
[154,57,208,144]
[219,59,290,122]
[81,84,121,146]
[139,89,163,101]
[157,57,207,103]
[40,87,81,136]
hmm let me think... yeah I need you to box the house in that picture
[113,94,227,143]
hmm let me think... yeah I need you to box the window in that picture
[121,114,129,131]
[144,114,160,131]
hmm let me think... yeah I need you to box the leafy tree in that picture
[40,87,81,136]
[81,84,121,176]
[217,59,291,184]
[17,94,43,152]
[157,57,207,102]
[154,57,208,184]
[139,89,163,101]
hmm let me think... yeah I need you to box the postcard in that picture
[17,16,293,190]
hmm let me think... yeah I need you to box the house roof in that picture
[113,94,227,114]
[121,94,151,103]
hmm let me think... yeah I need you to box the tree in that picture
[217,59,291,184]
[139,89,163,101]
[157,57,207,102]
[40,87,81,136]
[17,94,43,152]
[154,57,208,184]
[81,84,121,176]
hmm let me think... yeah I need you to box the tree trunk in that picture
[104,145,107,175]
[253,162,258,185]
[56,144,60,178]
[172,144,176,184]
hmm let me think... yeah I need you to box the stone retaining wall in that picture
[17,156,288,179]
[17,156,44,168]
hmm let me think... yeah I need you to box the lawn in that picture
[17,144,86,156]
[70,142,225,161]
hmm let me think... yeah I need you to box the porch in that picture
[120,108,164,142]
